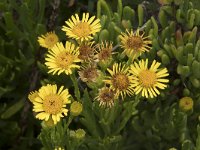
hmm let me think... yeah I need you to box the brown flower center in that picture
[139,70,156,88]
[82,67,98,82]
[126,36,143,50]
[99,88,115,102]
[72,22,91,37]
[98,48,112,61]
[79,44,94,60]
[112,73,129,90]
[43,95,63,114]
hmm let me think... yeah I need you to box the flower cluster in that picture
[30,12,169,125]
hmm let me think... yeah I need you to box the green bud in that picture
[176,9,184,23]
[169,21,175,34]
[158,9,168,28]
[191,60,200,78]
[99,29,109,42]
[183,88,190,96]
[123,6,135,21]
[161,54,170,65]
[179,97,193,112]
[75,129,86,139]
[70,101,83,116]
[138,4,144,27]
[173,79,181,86]
[190,77,200,88]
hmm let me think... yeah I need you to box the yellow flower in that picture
[95,87,116,107]
[119,29,151,60]
[28,91,39,102]
[62,13,101,42]
[129,59,169,98]
[31,84,71,124]
[38,31,59,49]
[45,42,81,75]
[55,147,64,150]
[104,63,135,99]
[70,101,83,116]
[179,97,193,111]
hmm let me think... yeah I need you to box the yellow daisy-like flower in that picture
[28,91,39,102]
[62,13,101,42]
[45,41,81,75]
[104,63,135,99]
[95,87,116,108]
[38,31,59,49]
[31,84,71,124]
[119,29,152,60]
[129,59,169,98]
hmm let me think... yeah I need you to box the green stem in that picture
[70,73,81,101]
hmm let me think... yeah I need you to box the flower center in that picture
[56,52,74,68]
[126,36,143,50]
[43,94,63,114]
[98,48,112,61]
[45,34,58,48]
[79,45,93,60]
[139,70,156,87]
[72,22,91,37]
[100,89,115,102]
[112,73,129,90]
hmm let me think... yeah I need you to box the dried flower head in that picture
[95,41,114,63]
[78,64,100,83]
[78,42,96,61]
[95,87,116,108]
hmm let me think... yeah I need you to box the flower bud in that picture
[70,101,83,116]
[75,129,86,139]
[179,97,193,111]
